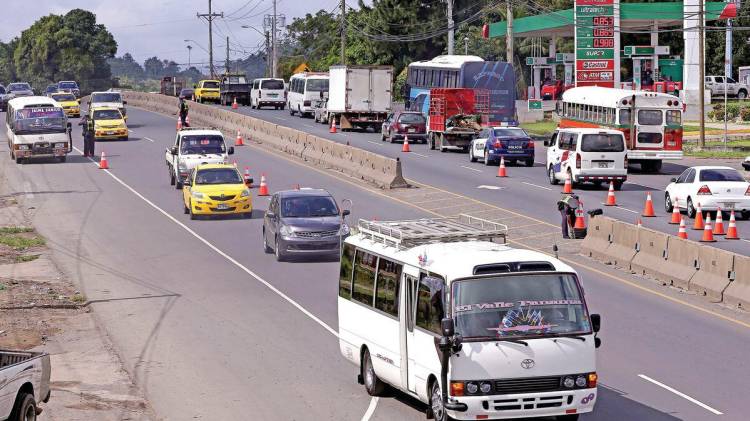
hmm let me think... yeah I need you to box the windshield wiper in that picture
[550,333,587,342]
[466,335,530,346]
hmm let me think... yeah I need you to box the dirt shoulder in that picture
[0,192,156,420]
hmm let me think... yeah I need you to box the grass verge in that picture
[684,150,747,158]
[520,120,557,135]
[0,229,45,250]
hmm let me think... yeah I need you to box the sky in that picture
[0,0,344,71]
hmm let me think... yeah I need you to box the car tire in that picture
[9,392,36,421]
[263,229,273,253]
[58,156,66,163]
[183,202,189,214]
[189,201,196,220]
[362,348,386,396]
[556,415,579,421]
[280,104,286,110]
[549,166,559,185]
[741,211,750,220]
[429,380,452,421]
[483,149,492,166]
[274,236,286,262]
[289,106,295,116]
[738,89,747,99]
[175,179,183,190]
[525,158,534,167]
[687,197,697,219]
[613,181,623,191]
[665,193,674,213]
[170,170,176,186]
[469,147,477,162]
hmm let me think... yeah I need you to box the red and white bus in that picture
[557,86,683,172]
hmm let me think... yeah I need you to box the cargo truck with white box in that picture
[327,65,393,131]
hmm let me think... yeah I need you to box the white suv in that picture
[546,128,628,190]
[705,76,749,99]
[165,128,234,189]
[251,78,286,110]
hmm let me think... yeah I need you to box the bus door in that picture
[634,108,665,150]
[400,265,420,394]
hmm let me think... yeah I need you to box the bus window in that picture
[415,275,444,334]
[339,243,356,299]
[619,109,631,125]
[666,110,681,126]
[638,110,663,125]
[375,258,402,317]
[352,250,377,306]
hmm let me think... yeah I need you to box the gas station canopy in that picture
[488,2,729,38]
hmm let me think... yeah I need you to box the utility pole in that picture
[340,0,346,64]
[272,0,277,78]
[226,36,230,75]
[447,0,454,55]
[506,1,513,64]
[699,0,705,147]
[197,0,223,78]
[265,31,271,77]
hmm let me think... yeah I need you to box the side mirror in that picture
[228,146,235,155]
[245,178,254,186]
[342,209,351,217]
[440,317,455,337]
[543,139,551,147]
[66,122,72,131]
[193,84,197,89]
[123,100,127,105]
[590,314,601,333]
[266,211,275,219]
[77,99,81,104]
[170,146,178,155]
[670,177,677,183]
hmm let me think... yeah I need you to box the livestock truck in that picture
[428,88,489,152]
[327,65,393,131]
[160,76,184,97]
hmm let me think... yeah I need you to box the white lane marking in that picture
[411,152,428,158]
[71,146,338,338]
[23,181,35,199]
[361,397,379,421]
[477,185,504,190]
[127,129,134,133]
[522,181,552,191]
[460,165,482,173]
[367,141,382,146]
[600,204,639,214]
[638,374,723,415]
[143,137,155,143]
[742,239,750,244]
[303,124,315,129]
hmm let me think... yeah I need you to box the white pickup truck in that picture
[0,349,51,421]
[166,127,234,189]
[705,75,749,99]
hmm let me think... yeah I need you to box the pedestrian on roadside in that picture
[178,96,189,127]
[78,114,95,157]
[557,193,579,239]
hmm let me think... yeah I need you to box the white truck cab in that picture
[546,128,628,190]
[89,90,127,119]
[165,127,234,189]
[338,215,601,420]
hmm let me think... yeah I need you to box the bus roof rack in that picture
[178,127,219,132]
[357,214,507,249]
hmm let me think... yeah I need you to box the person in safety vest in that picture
[178,96,189,127]
[557,194,580,239]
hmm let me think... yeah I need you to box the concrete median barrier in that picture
[656,237,700,290]
[602,221,638,269]
[724,254,750,310]
[630,228,669,279]
[581,216,615,261]
[123,91,407,189]
[690,247,735,302]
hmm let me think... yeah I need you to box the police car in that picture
[469,125,535,167]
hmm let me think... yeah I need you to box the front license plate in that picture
[107,131,115,135]
[268,94,278,97]
[598,162,609,168]
[408,128,416,133]
[216,204,229,210]
[724,203,735,209]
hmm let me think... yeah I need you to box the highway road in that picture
[2,106,749,420]
[215,104,750,256]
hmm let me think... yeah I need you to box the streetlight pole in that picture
[464,36,469,55]
[699,0,705,147]
[187,45,192,68]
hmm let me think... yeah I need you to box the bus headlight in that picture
[55,143,67,148]
[563,376,575,388]
[18,145,29,150]
[479,382,493,394]
[465,382,479,394]
[575,375,587,388]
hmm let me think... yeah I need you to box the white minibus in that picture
[287,72,329,117]
[250,78,286,110]
[5,96,71,164]
[338,215,601,421]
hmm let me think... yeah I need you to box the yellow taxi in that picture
[50,92,80,117]
[194,80,221,103]
[90,107,128,141]
[183,164,252,219]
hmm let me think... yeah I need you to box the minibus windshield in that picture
[14,107,66,134]
[91,93,122,103]
[453,273,591,340]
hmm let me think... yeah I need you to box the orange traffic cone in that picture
[258,174,269,196]
[185,115,190,127]
[562,172,573,194]
[574,207,586,229]
[330,117,337,133]
[235,130,244,146]
[677,217,688,239]
[641,192,656,217]
[232,97,238,109]
[692,203,705,230]
[176,118,182,130]
[605,182,617,206]
[402,135,411,152]
[497,156,507,177]
[99,151,109,169]
[244,167,253,187]
[700,215,716,242]
[669,197,681,224]
[726,210,740,239]
[713,209,726,235]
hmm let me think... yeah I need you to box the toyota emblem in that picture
[521,359,535,369]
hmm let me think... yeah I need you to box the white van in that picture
[5,96,71,163]
[287,72,329,117]
[250,78,286,110]
[338,215,601,421]
[89,90,127,120]
[545,128,628,190]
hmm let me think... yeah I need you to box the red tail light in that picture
[745,186,750,196]
[576,153,581,169]
[393,122,401,132]
[528,140,535,149]
[494,140,501,148]
[697,185,712,195]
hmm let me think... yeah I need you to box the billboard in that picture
[461,61,517,123]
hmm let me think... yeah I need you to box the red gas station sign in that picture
[576,60,615,71]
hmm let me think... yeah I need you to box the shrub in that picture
[740,107,750,121]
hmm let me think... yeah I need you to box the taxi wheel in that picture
[189,201,197,220]
[183,201,189,214]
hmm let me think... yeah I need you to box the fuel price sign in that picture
[575,0,619,87]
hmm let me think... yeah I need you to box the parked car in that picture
[469,126,534,166]
[262,188,350,261]
[45,84,59,96]
[381,111,427,143]
[7,82,34,97]
[665,166,750,219]
[546,128,628,189]
[705,75,748,99]
[0,349,51,421]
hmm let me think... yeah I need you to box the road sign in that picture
[623,46,670,56]
[556,53,575,63]
[528,100,543,110]
[525,57,558,66]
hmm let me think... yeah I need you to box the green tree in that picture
[144,56,164,79]
[107,53,145,80]
[0,40,17,83]
[13,9,117,92]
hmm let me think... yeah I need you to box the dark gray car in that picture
[7,82,34,97]
[262,189,350,261]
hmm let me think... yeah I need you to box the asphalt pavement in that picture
[216,104,750,256]
[1,106,749,420]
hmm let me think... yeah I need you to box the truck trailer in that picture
[327,65,393,131]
